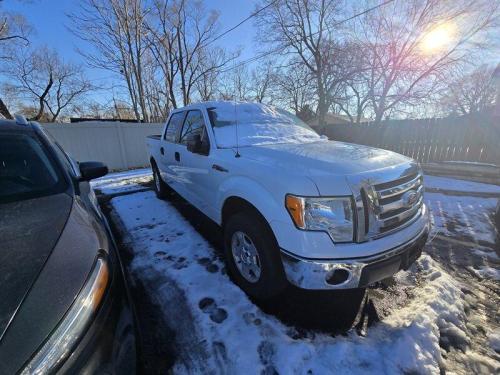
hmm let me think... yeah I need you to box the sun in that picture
[420,23,456,53]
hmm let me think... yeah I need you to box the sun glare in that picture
[420,23,456,53]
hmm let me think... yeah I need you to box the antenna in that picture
[234,101,240,158]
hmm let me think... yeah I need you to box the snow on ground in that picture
[111,190,470,374]
[468,266,500,281]
[95,170,500,374]
[489,331,500,354]
[425,192,498,245]
[91,168,152,195]
[425,175,500,194]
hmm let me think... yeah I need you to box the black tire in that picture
[223,210,288,300]
[151,162,169,199]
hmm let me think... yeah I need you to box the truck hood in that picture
[241,141,416,195]
[0,193,72,340]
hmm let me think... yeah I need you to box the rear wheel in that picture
[152,163,169,199]
[224,210,288,300]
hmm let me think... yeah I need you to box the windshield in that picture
[0,133,68,204]
[206,102,323,148]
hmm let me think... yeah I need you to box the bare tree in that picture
[0,10,30,46]
[440,65,498,116]
[145,0,180,110]
[274,62,316,115]
[249,61,276,104]
[255,0,348,124]
[352,0,500,123]
[152,0,237,106]
[218,65,252,101]
[6,47,93,122]
[69,0,150,121]
[0,8,31,119]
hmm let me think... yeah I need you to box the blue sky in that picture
[1,0,259,99]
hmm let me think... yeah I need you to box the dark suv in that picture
[0,117,137,373]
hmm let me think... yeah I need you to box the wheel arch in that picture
[150,157,157,168]
[221,196,267,228]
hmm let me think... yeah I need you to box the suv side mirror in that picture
[187,133,208,155]
[79,161,108,181]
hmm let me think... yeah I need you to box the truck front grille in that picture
[368,173,424,237]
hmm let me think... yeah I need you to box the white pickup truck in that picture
[146,101,429,299]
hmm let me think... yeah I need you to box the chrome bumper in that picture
[280,215,430,290]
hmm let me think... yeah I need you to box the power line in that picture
[204,0,281,48]
[219,0,396,73]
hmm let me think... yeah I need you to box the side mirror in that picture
[187,133,208,155]
[79,161,108,181]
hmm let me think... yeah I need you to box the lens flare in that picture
[420,23,456,53]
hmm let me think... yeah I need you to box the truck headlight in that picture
[21,256,109,374]
[286,195,354,242]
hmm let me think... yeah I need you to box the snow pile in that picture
[488,331,500,354]
[424,175,500,195]
[468,266,500,281]
[208,102,323,148]
[425,192,498,245]
[111,191,468,374]
[91,168,152,194]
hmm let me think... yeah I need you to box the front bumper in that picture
[280,214,430,290]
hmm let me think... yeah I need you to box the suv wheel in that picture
[152,163,169,199]
[224,210,288,299]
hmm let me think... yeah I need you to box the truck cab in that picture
[146,101,429,299]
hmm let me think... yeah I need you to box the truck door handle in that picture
[175,152,180,162]
[212,164,228,172]
[160,147,164,155]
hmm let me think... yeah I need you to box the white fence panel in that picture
[41,121,164,170]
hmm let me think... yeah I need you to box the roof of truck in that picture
[172,100,256,112]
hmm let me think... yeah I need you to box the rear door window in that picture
[164,112,185,142]
[179,110,207,145]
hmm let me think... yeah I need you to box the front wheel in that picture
[223,210,288,300]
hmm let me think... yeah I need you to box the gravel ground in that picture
[93,169,499,374]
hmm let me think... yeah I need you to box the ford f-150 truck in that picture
[146,101,429,299]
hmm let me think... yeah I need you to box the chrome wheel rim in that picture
[231,231,261,283]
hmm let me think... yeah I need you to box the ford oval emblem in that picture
[402,190,418,207]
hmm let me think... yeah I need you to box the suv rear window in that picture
[0,133,68,204]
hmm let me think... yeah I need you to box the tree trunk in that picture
[32,74,54,121]
[315,71,328,126]
[316,89,328,126]
[374,107,384,125]
[0,98,13,119]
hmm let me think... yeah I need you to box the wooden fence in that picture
[317,114,500,165]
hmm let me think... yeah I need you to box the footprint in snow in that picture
[286,327,315,340]
[243,312,262,326]
[206,263,219,273]
[213,341,227,361]
[258,341,275,365]
[198,297,228,324]
[197,257,212,266]
[258,341,278,375]
[197,257,220,274]
[173,256,188,270]
[154,251,166,257]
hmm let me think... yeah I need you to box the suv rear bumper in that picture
[280,214,430,290]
